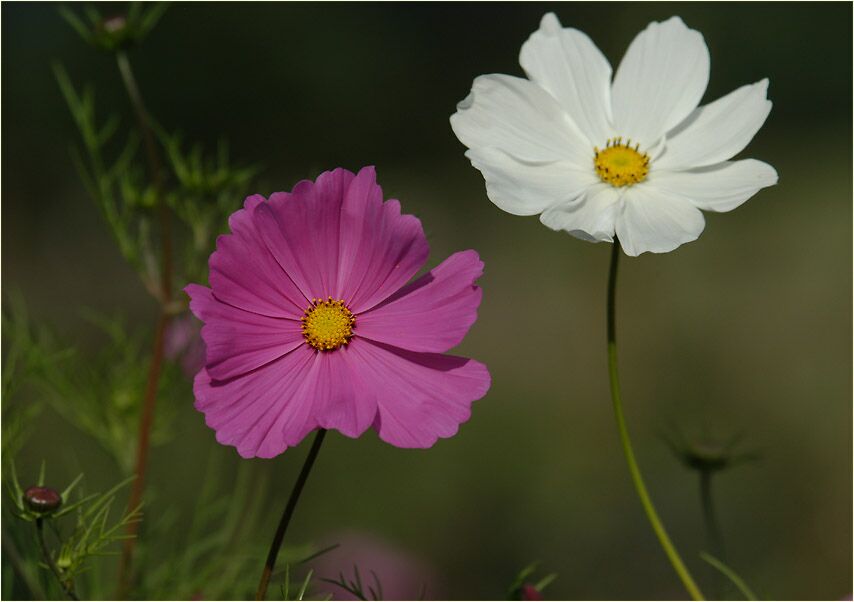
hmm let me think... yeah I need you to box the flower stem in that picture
[114,50,173,598]
[256,429,328,601]
[606,240,704,601]
[35,518,78,601]
[700,470,724,558]
[700,469,726,597]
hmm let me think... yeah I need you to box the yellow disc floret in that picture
[594,137,650,187]
[301,297,355,351]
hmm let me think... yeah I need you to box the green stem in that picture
[700,470,726,598]
[35,518,78,601]
[700,470,725,558]
[606,240,704,601]
[255,429,328,601]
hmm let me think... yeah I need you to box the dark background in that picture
[3,2,852,600]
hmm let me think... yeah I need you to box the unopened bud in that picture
[663,429,758,474]
[519,584,544,601]
[101,15,127,35]
[23,486,62,514]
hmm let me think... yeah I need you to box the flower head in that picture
[186,167,490,458]
[451,14,777,256]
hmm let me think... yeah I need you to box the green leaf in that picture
[60,474,85,502]
[37,460,46,487]
[296,569,314,601]
[700,552,759,601]
[137,2,170,37]
[57,6,93,43]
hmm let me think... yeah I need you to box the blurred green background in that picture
[2,2,851,600]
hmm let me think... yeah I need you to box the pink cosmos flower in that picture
[185,166,490,458]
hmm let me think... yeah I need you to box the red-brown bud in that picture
[23,486,62,514]
[520,584,544,600]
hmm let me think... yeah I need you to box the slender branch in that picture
[35,518,79,601]
[256,429,328,601]
[115,50,172,302]
[605,240,704,601]
[114,49,173,598]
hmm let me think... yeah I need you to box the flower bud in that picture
[92,14,133,52]
[519,584,544,600]
[663,429,758,474]
[23,486,62,514]
[682,442,732,472]
[102,15,127,34]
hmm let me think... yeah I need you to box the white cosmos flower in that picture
[450,13,778,256]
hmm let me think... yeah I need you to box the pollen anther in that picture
[593,137,650,187]
[301,297,355,351]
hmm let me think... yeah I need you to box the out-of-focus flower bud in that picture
[101,15,128,35]
[59,4,168,54]
[519,583,544,600]
[508,564,555,601]
[663,428,759,474]
[23,486,62,514]
[165,313,206,379]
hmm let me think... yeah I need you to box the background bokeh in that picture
[2,2,851,600]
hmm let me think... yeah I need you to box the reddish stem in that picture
[114,50,173,598]
[116,311,169,596]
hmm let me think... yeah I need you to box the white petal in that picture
[450,74,590,163]
[650,159,778,213]
[616,184,705,256]
[519,12,614,146]
[655,80,772,170]
[539,184,623,242]
[465,147,599,216]
[611,17,710,149]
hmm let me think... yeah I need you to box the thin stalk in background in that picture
[605,240,704,601]
[35,518,78,601]
[114,49,173,598]
[700,468,727,598]
[256,429,328,601]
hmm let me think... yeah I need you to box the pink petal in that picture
[306,347,377,439]
[208,194,308,318]
[336,167,430,313]
[186,284,305,381]
[194,346,318,458]
[356,250,484,353]
[255,169,356,301]
[347,339,490,448]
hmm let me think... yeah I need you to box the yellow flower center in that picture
[593,138,650,187]
[301,297,355,351]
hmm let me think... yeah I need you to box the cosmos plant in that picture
[186,166,490,597]
[452,13,776,600]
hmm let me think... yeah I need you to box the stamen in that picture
[301,297,355,351]
[593,137,650,187]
